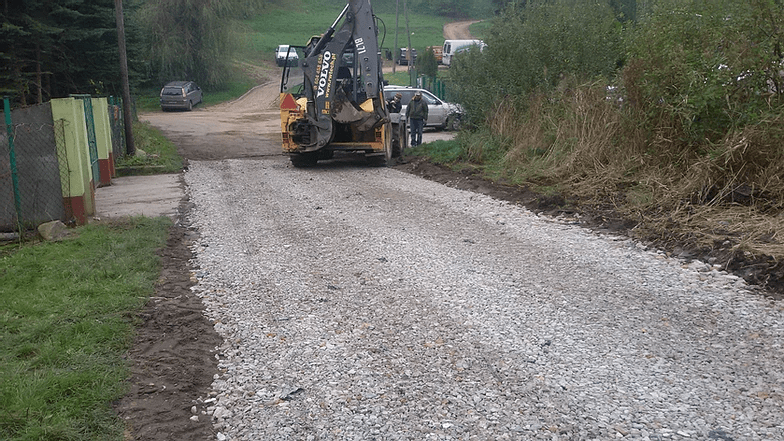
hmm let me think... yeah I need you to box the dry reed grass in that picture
[484,80,784,263]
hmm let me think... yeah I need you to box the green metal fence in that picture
[71,94,100,182]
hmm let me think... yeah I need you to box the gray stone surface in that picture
[184,158,784,441]
[37,220,68,241]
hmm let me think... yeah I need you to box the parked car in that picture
[397,47,417,65]
[384,85,464,131]
[159,81,202,111]
[275,45,299,67]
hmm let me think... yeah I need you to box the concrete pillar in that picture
[92,97,114,186]
[50,98,95,224]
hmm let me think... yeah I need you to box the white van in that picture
[442,39,485,66]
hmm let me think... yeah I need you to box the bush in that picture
[449,0,623,124]
[624,0,784,148]
[418,47,438,79]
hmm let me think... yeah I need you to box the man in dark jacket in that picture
[405,91,428,147]
[387,93,403,113]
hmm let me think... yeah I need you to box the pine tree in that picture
[0,0,134,104]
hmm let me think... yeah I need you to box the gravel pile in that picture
[184,158,784,441]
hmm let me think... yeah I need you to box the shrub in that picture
[624,0,784,148]
[449,0,623,123]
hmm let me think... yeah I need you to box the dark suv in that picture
[160,81,202,111]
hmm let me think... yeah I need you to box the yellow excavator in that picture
[278,0,406,167]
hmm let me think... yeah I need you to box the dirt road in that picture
[125,91,784,441]
[443,20,480,40]
[139,83,282,160]
[139,80,455,163]
[118,18,783,441]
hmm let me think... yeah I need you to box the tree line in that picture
[1,0,123,105]
[0,0,268,105]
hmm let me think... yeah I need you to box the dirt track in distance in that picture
[443,20,480,40]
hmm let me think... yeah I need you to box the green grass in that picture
[116,121,183,175]
[385,70,417,87]
[241,0,450,64]
[0,217,170,441]
[408,138,465,164]
[468,19,491,39]
[135,73,258,113]
[201,79,258,106]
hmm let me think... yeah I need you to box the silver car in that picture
[275,45,299,67]
[384,86,463,131]
[160,81,202,111]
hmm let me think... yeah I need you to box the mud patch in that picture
[114,213,221,440]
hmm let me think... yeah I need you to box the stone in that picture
[37,220,68,241]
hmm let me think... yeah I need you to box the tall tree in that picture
[136,0,264,87]
[0,0,129,104]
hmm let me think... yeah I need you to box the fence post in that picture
[3,97,22,227]
[70,94,100,187]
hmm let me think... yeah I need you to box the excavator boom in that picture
[279,0,406,167]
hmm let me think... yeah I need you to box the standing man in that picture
[405,91,428,147]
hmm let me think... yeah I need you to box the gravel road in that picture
[183,157,784,441]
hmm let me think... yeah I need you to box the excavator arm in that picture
[293,0,388,149]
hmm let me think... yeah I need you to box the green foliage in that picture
[116,121,183,175]
[0,0,126,105]
[0,218,170,441]
[411,130,509,170]
[448,0,623,124]
[418,47,439,78]
[426,0,784,240]
[135,0,263,88]
[408,139,468,164]
[624,0,784,147]
[608,0,640,22]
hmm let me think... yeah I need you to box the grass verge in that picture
[115,121,183,176]
[0,217,171,441]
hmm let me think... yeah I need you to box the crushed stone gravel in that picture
[184,157,784,441]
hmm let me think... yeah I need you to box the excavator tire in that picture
[391,120,407,158]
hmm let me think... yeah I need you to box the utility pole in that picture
[405,0,413,81]
[114,0,135,156]
[393,0,399,74]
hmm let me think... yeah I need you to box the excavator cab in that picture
[279,45,306,97]
[278,0,405,167]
